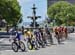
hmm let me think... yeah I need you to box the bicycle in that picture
[12,38,26,52]
[27,37,38,50]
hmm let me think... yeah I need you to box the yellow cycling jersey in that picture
[24,31,34,38]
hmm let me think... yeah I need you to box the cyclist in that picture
[54,27,58,36]
[9,28,22,42]
[63,27,68,39]
[24,29,36,50]
[58,26,64,40]
[11,29,26,52]
[45,26,53,45]
[57,26,64,44]
[15,29,22,41]
[33,29,43,48]
[24,29,33,41]
[54,27,61,44]
[9,29,22,42]
[38,28,47,47]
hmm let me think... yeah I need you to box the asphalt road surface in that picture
[0,33,75,55]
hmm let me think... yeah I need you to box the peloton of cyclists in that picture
[8,26,68,52]
[54,26,68,44]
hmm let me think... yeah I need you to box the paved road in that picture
[0,33,75,55]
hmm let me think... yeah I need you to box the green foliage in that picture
[47,1,75,26]
[0,0,21,25]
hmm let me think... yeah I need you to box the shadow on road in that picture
[67,36,75,42]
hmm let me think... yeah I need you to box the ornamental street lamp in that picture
[27,4,41,28]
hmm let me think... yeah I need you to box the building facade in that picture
[47,0,75,8]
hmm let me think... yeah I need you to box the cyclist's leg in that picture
[55,32,61,44]
[35,36,40,48]
[24,38,28,51]
[15,36,21,46]
[57,33,61,44]
[28,37,33,50]
[49,33,53,44]
[65,32,68,39]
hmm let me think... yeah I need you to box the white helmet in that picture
[24,29,27,32]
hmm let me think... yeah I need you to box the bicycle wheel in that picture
[12,42,18,52]
[27,42,33,50]
[19,41,26,52]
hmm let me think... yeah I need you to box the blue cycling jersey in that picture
[16,32,22,40]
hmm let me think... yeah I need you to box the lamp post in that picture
[27,4,41,28]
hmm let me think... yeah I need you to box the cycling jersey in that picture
[16,31,22,40]
[34,30,41,39]
[54,27,59,35]
[24,31,34,39]
[64,28,67,33]
[58,27,61,32]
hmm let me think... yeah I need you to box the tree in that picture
[47,1,75,26]
[0,0,21,25]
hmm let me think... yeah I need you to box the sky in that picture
[18,0,47,24]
